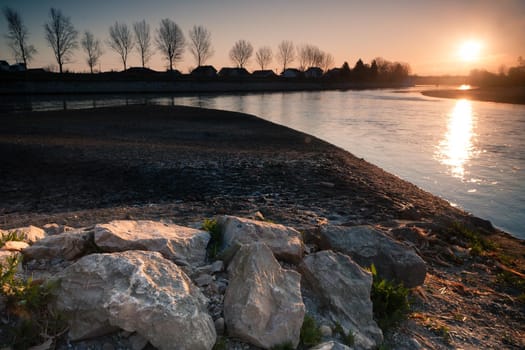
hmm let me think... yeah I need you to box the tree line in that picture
[468,57,525,87]
[2,6,411,83]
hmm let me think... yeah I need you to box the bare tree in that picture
[276,40,295,72]
[188,25,213,67]
[298,44,324,71]
[156,18,185,71]
[133,20,152,68]
[229,40,253,69]
[255,46,272,70]
[81,31,103,73]
[44,8,78,73]
[321,52,334,72]
[2,7,36,67]
[108,22,134,71]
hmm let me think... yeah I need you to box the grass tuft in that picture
[334,321,355,346]
[370,264,410,331]
[0,230,27,246]
[202,218,223,259]
[300,314,322,347]
[0,254,66,347]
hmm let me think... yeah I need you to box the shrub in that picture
[202,218,222,259]
[300,314,322,346]
[370,264,410,331]
[0,254,65,347]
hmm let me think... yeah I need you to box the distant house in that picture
[9,63,26,72]
[281,68,302,78]
[304,67,323,78]
[218,67,250,78]
[0,60,10,72]
[324,67,343,79]
[191,65,218,78]
[251,69,277,78]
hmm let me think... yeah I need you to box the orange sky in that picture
[1,0,524,75]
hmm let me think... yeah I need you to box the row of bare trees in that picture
[2,7,213,73]
[229,40,334,72]
[3,6,334,74]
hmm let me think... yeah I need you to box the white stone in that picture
[320,225,426,287]
[299,251,383,350]
[2,241,29,251]
[218,215,304,263]
[94,220,210,266]
[224,243,305,348]
[22,229,92,261]
[54,250,216,350]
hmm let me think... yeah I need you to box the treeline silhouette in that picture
[469,57,525,87]
[2,6,411,85]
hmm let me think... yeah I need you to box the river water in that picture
[3,88,524,238]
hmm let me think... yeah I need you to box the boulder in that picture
[53,250,216,350]
[2,241,29,252]
[22,229,93,261]
[299,251,383,350]
[310,341,353,350]
[218,216,304,263]
[319,225,426,287]
[224,243,305,348]
[2,225,46,244]
[94,220,210,266]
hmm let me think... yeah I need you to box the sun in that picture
[459,40,482,62]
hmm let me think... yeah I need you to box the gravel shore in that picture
[0,104,523,348]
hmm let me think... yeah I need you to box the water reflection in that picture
[436,99,477,179]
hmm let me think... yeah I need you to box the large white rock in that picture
[22,229,93,261]
[299,251,383,350]
[224,243,305,349]
[94,220,210,266]
[319,225,426,287]
[218,215,304,263]
[53,250,216,350]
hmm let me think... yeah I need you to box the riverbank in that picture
[422,86,525,104]
[0,105,523,349]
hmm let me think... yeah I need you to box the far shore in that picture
[422,86,525,104]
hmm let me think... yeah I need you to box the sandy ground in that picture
[0,105,523,349]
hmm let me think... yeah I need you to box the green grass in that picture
[333,321,355,346]
[300,314,322,347]
[202,218,223,259]
[370,264,410,331]
[448,222,496,256]
[0,230,27,246]
[0,254,66,347]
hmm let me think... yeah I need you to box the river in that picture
[3,88,524,238]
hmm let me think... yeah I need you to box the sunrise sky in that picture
[1,0,524,75]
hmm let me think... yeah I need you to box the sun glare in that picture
[459,40,482,62]
[436,99,478,179]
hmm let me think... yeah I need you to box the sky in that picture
[0,0,524,75]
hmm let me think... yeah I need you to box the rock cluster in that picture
[0,216,427,349]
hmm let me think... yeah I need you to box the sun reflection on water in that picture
[436,99,478,179]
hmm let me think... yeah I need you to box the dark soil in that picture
[0,104,523,349]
